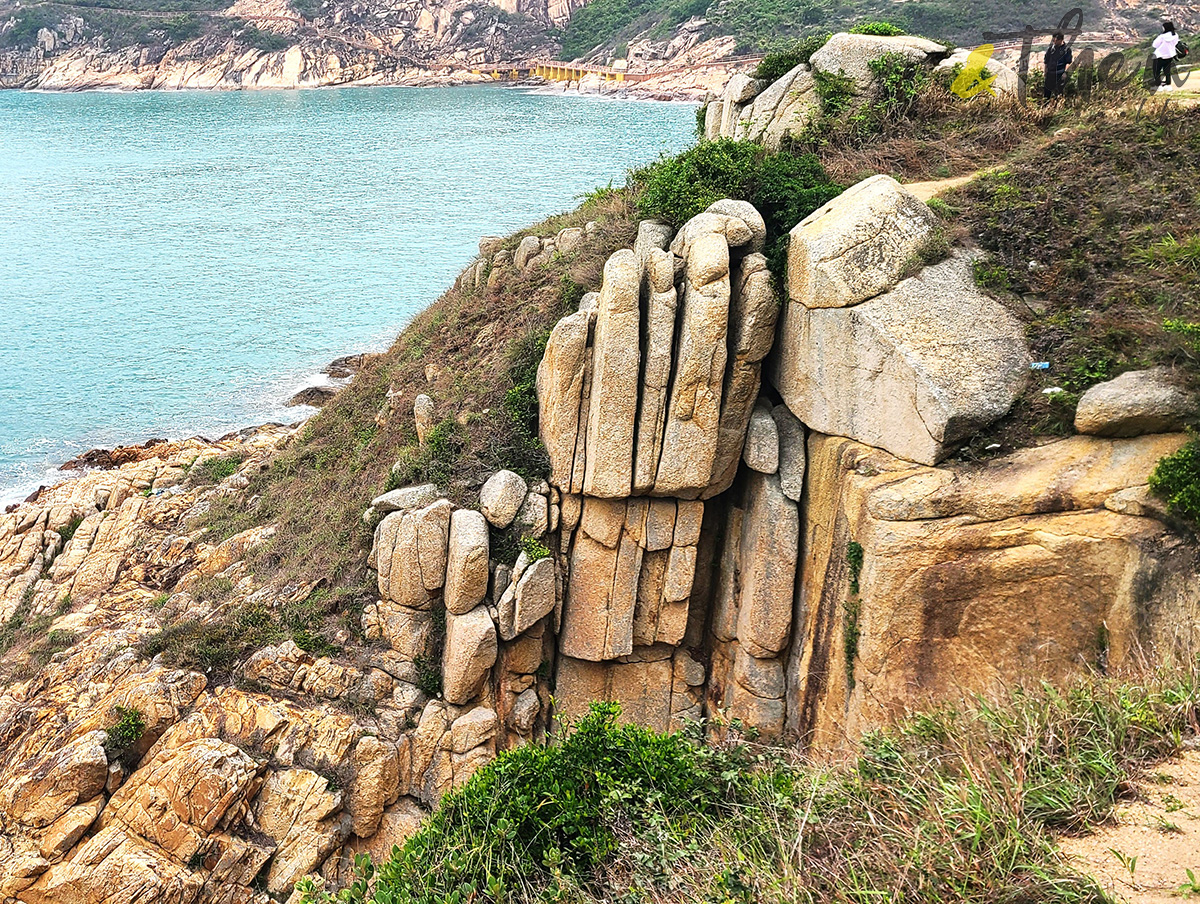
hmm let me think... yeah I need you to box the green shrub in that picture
[850,20,905,36]
[519,536,551,561]
[241,24,292,52]
[1149,438,1200,525]
[1165,319,1200,355]
[301,702,743,904]
[58,516,84,545]
[193,453,245,484]
[867,52,931,121]
[926,197,954,219]
[972,256,1013,290]
[811,67,856,116]
[299,673,1198,904]
[163,12,202,42]
[45,629,77,650]
[413,654,442,698]
[752,34,829,81]
[1135,235,1200,272]
[484,330,551,480]
[106,705,146,752]
[845,540,864,595]
[390,418,465,490]
[635,140,842,273]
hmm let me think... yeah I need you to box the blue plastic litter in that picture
[1030,362,1050,370]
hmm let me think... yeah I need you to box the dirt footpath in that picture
[1060,752,1200,903]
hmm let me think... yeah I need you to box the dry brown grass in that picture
[794,75,1140,186]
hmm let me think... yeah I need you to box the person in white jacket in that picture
[1153,21,1180,87]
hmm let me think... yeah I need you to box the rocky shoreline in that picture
[4,351,374,515]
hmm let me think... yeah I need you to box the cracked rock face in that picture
[785,174,941,311]
[774,246,1030,466]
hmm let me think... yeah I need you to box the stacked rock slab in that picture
[535,201,785,729]
[538,201,779,502]
[369,471,559,731]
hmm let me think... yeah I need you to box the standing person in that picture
[1043,32,1072,98]
[1153,21,1180,88]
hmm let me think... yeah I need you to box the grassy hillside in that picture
[301,667,1200,904]
[196,191,650,599]
[0,2,245,52]
[558,0,1123,59]
[954,111,1200,453]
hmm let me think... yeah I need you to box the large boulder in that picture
[253,767,348,893]
[773,253,1030,465]
[444,509,490,616]
[773,404,807,501]
[936,48,1020,94]
[443,605,498,705]
[787,175,940,310]
[634,220,674,265]
[560,498,639,660]
[762,69,818,151]
[744,63,807,141]
[498,555,556,641]
[375,499,453,608]
[789,432,1198,748]
[371,483,438,515]
[1074,368,1193,437]
[809,32,947,90]
[0,731,108,829]
[742,402,780,474]
[102,737,266,863]
[554,648,703,734]
[480,470,527,529]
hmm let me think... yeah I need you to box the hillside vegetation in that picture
[302,667,1200,904]
[954,111,1200,453]
[557,0,1159,59]
[192,49,1200,668]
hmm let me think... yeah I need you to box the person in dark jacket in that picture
[1043,32,1072,98]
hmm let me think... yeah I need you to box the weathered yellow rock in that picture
[347,736,400,838]
[1,731,108,829]
[38,796,105,861]
[788,432,1200,748]
[252,768,347,895]
[19,825,202,904]
[103,738,266,861]
[582,250,642,498]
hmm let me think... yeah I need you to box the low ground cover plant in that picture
[635,139,843,271]
[301,668,1199,904]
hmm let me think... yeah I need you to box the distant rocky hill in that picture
[2,0,1196,91]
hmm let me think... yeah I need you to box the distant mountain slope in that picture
[1,0,1195,87]
[560,0,1199,59]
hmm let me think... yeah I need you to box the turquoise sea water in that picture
[0,86,695,504]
